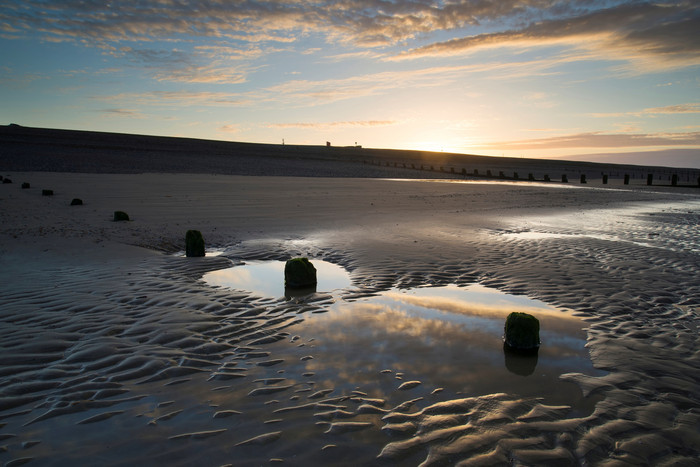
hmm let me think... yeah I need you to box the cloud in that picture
[479,131,700,150]
[393,3,700,74]
[97,108,146,119]
[268,120,396,129]
[219,124,240,134]
[643,103,700,115]
[591,103,700,118]
[4,1,692,56]
[89,58,570,109]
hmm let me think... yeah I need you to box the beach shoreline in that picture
[1,163,699,464]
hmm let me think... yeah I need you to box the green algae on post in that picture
[185,229,205,257]
[284,257,317,288]
[504,312,540,351]
[113,211,129,221]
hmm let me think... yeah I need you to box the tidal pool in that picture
[203,259,352,298]
[293,284,601,412]
[204,260,600,412]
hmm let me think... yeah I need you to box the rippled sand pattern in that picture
[1,205,699,465]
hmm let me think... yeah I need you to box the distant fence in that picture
[362,159,700,187]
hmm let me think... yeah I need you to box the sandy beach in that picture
[1,131,700,465]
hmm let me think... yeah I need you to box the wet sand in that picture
[1,164,699,465]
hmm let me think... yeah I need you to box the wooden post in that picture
[580,174,587,184]
[624,174,630,185]
[647,174,653,186]
[672,174,678,186]
[602,174,608,184]
[562,174,568,183]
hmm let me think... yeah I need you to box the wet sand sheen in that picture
[1,172,699,465]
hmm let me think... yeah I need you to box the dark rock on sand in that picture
[21,182,30,189]
[504,312,540,351]
[284,258,317,288]
[113,211,130,221]
[70,198,83,206]
[185,230,205,257]
[42,189,53,196]
[3,178,12,184]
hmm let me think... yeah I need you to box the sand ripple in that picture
[1,201,699,464]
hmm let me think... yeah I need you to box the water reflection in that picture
[204,260,599,408]
[503,344,539,376]
[294,285,600,407]
[203,259,351,298]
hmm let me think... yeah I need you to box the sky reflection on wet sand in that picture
[205,262,601,412]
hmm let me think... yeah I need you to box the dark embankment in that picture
[1,124,698,185]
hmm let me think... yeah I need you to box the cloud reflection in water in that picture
[298,284,601,409]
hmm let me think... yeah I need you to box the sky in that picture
[1,1,699,168]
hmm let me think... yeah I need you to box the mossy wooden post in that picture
[113,211,129,221]
[647,174,653,186]
[624,174,630,185]
[544,174,551,182]
[562,174,568,183]
[528,173,535,181]
[185,230,205,257]
[580,174,587,184]
[513,172,519,180]
[602,174,608,184]
[284,258,317,289]
[504,312,540,352]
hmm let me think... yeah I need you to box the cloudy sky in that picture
[1,1,699,167]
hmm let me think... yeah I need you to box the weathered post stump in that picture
[284,258,317,289]
[672,174,678,186]
[562,174,568,183]
[42,189,54,196]
[647,174,653,186]
[113,211,130,221]
[580,174,587,184]
[528,173,535,181]
[504,312,540,352]
[602,174,608,184]
[185,230,205,257]
[544,174,551,182]
[21,182,30,189]
[70,198,83,206]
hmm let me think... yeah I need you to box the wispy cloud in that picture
[97,108,146,119]
[591,103,700,118]
[92,60,565,110]
[480,131,700,150]
[392,3,700,74]
[268,120,396,129]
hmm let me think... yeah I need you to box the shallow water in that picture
[204,260,600,413]
[203,259,353,298]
